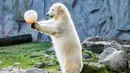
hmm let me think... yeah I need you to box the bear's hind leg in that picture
[63,59,82,73]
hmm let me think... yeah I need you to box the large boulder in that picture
[104,41,130,59]
[82,37,110,54]
[109,41,126,52]
[82,39,127,53]
[98,47,117,63]
[82,36,105,47]
[101,51,128,72]
[123,45,130,59]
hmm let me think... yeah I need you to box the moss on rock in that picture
[83,50,98,62]
[81,62,110,73]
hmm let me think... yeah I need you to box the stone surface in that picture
[45,47,55,55]
[98,47,117,63]
[83,53,91,59]
[83,50,98,62]
[82,40,110,48]
[110,41,126,51]
[81,62,109,73]
[0,67,25,73]
[35,62,46,68]
[101,51,128,72]
[82,38,110,54]
[83,36,104,42]
[25,68,48,73]
[123,45,130,59]
[48,62,56,66]
[0,0,130,41]
[13,63,20,66]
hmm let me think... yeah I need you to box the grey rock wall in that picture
[0,0,130,42]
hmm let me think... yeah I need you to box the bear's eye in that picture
[52,9,54,11]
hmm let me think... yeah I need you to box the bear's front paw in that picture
[31,22,39,30]
[31,23,35,29]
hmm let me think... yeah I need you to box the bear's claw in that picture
[31,23,35,29]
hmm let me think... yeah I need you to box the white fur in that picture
[34,3,83,73]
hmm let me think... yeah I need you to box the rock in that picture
[45,47,55,55]
[7,66,13,71]
[121,40,130,45]
[98,47,117,63]
[0,71,9,73]
[57,68,61,73]
[18,68,26,73]
[48,62,56,66]
[57,71,62,73]
[82,39,128,54]
[1,67,25,73]
[25,68,48,73]
[83,53,91,59]
[84,36,104,42]
[13,63,20,66]
[44,54,49,58]
[82,37,106,48]
[82,39,127,51]
[81,62,109,73]
[110,41,126,52]
[123,45,130,59]
[101,51,128,72]
[82,40,110,54]
[83,50,98,62]
[11,68,19,73]
[117,24,130,32]
[35,62,46,68]
[57,69,62,73]
[48,55,55,60]
[30,54,41,58]
[85,41,110,47]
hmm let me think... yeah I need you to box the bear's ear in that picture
[58,5,62,9]
[58,5,64,14]
[58,5,62,11]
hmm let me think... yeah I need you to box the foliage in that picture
[81,62,110,73]
[83,50,98,62]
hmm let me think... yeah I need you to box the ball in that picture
[24,10,38,24]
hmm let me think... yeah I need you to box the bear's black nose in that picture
[46,14,49,17]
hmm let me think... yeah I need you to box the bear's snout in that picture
[46,13,54,18]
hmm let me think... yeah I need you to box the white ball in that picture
[24,10,38,24]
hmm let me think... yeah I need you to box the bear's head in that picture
[46,3,71,20]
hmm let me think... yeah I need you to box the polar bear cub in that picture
[31,3,83,73]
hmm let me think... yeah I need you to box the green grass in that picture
[0,42,60,72]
